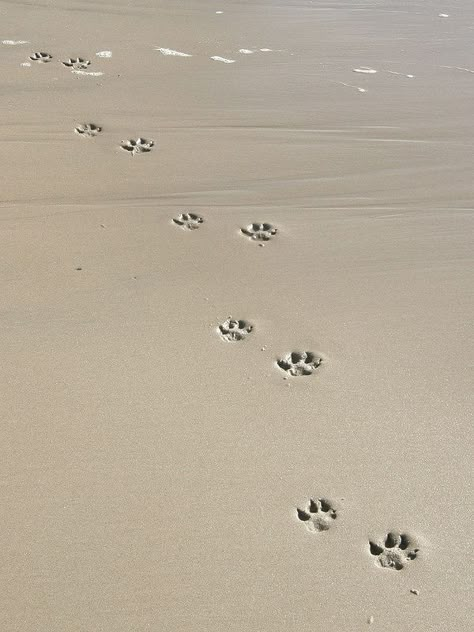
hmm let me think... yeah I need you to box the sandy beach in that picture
[0,1,472,630]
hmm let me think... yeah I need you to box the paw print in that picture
[120,138,154,155]
[29,52,52,63]
[297,498,337,532]
[369,532,419,570]
[218,318,253,342]
[74,123,102,137]
[241,223,277,241]
[173,213,204,230]
[62,57,91,70]
[277,351,322,376]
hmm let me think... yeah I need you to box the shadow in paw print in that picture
[75,123,102,137]
[218,318,253,342]
[277,351,322,376]
[29,52,52,63]
[369,532,419,570]
[297,498,337,532]
[173,213,204,230]
[241,223,277,241]
[62,57,91,70]
[121,138,154,155]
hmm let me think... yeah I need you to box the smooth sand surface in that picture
[1,1,473,630]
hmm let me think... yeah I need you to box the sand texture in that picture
[0,1,473,631]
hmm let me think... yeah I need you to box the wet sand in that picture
[1,1,473,631]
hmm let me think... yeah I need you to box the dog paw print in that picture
[173,213,204,230]
[241,223,277,241]
[277,351,322,376]
[369,532,419,571]
[120,138,154,155]
[218,318,253,342]
[74,123,102,137]
[297,498,337,532]
[62,57,91,70]
[29,52,52,63]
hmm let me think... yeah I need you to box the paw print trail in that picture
[62,57,91,70]
[29,52,52,63]
[75,123,102,137]
[241,223,277,242]
[297,498,337,532]
[172,213,204,230]
[369,532,419,570]
[120,138,155,155]
[218,318,253,342]
[277,351,322,376]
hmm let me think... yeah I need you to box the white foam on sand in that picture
[336,81,366,93]
[211,56,236,63]
[239,49,254,54]
[353,66,377,74]
[441,65,474,73]
[96,51,112,58]
[387,70,414,78]
[2,40,29,45]
[155,47,192,57]
[72,70,104,76]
